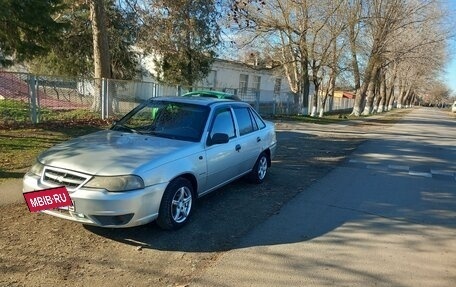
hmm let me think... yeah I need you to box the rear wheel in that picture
[248,152,269,184]
[157,178,194,230]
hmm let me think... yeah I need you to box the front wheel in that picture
[157,178,194,230]
[248,153,269,184]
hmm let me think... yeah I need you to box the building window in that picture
[239,74,249,97]
[252,76,261,91]
[204,70,217,88]
[274,78,282,94]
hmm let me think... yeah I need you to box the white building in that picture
[140,55,293,103]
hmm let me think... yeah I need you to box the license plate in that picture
[58,200,75,211]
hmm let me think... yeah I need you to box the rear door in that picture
[232,106,264,174]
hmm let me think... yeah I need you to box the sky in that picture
[442,0,456,96]
[444,44,456,96]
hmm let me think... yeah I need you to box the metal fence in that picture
[0,71,354,125]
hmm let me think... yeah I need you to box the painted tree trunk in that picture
[362,78,376,115]
[310,82,319,117]
[398,87,411,108]
[387,88,396,110]
[352,57,377,116]
[403,89,413,107]
[377,73,387,113]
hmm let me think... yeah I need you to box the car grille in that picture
[42,167,90,191]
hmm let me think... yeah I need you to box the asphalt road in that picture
[192,108,456,287]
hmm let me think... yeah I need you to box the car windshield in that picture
[112,100,210,142]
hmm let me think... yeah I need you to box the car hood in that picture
[38,130,200,175]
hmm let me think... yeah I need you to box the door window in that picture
[210,108,236,139]
[234,107,255,136]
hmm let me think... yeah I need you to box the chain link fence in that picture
[0,71,354,125]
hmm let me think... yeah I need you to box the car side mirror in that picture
[208,133,229,146]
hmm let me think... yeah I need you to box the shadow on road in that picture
[85,124,456,253]
[85,130,363,252]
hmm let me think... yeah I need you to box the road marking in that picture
[408,171,433,178]
[430,169,455,177]
[345,159,455,181]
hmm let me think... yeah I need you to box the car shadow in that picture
[84,126,456,252]
[84,130,362,251]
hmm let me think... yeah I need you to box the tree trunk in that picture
[387,87,395,110]
[403,89,413,107]
[362,78,376,115]
[310,81,319,117]
[300,59,310,115]
[386,74,396,111]
[361,64,380,115]
[90,0,111,113]
[377,72,387,113]
[349,23,360,91]
[398,87,411,108]
[352,56,378,116]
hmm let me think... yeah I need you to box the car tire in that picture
[157,177,194,230]
[248,152,269,184]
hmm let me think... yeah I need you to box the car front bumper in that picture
[23,172,167,228]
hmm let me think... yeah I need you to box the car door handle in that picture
[235,144,241,152]
[256,137,261,142]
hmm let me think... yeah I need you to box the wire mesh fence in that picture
[0,71,354,125]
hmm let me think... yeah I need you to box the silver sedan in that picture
[23,97,277,229]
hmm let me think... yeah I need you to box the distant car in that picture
[452,101,456,113]
[23,97,277,229]
[183,90,241,101]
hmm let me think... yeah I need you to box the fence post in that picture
[28,74,38,124]
[101,78,106,120]
[105,78,110,118]
[177,85,182,96]
[255,90,260,112]
[272,94,276,115]
[286,93,290,115]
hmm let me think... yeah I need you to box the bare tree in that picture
[347,0,449,115]
[228,0,450,116]
[307,0,345,117]
[229,0,314,114]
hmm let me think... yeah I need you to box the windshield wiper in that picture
[113,124,144,135]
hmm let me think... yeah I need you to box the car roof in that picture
[182,90,241,101]
[146,96,244,107]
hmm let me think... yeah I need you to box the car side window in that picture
[210,108,236,139]
[251,108,266,129]
[233,107,255,136]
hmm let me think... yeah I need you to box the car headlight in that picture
[84,175,145,192]
[28,161,45,176]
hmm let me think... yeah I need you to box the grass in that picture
[270,108,414,125]
[0,100,111,184]
[0,120,108,185]
[270,112,353,124]
[0,99,104,126]
[0,99,30,123]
